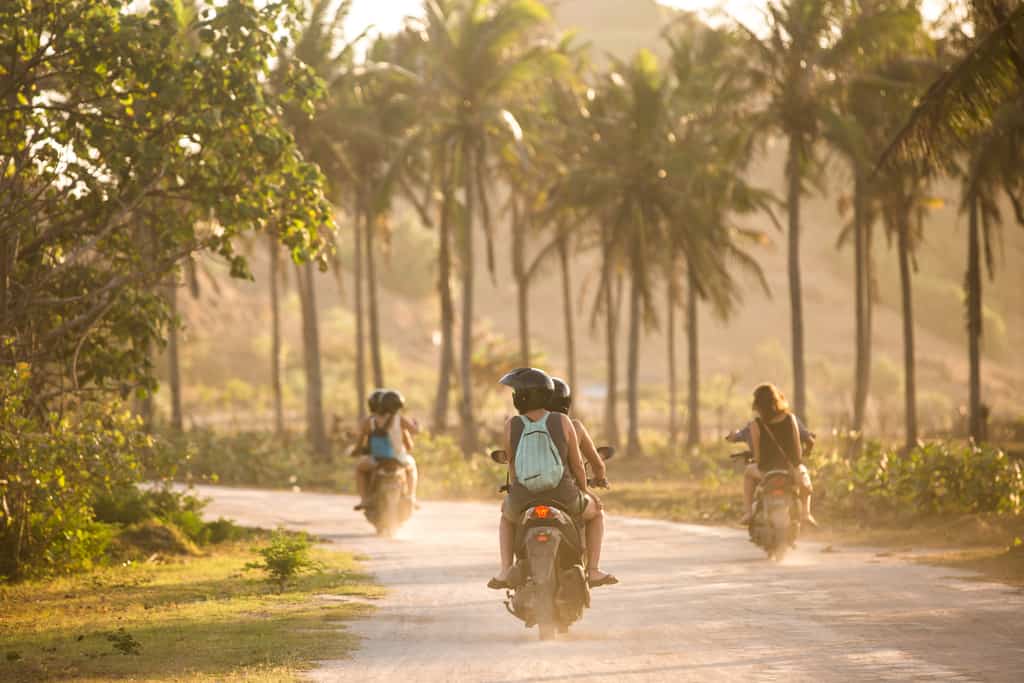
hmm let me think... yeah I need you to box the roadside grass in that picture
[0,542,382,682]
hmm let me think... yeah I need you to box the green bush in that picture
[814,442,1024,520]
[0,364,154,580]
[245,530,321,592]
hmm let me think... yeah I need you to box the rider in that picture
[354,389,419,511]
[738,383,817,527]
[488,368,615,590]
[548,377,616,586]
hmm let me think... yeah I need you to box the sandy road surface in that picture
[198,486,1024,682]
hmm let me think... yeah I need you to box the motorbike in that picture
[731,450,800,561]
[364,459,414,538]
[489,446,614,641]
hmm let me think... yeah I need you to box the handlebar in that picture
[730,451,754,464]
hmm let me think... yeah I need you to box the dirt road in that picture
[198,486,1024,682]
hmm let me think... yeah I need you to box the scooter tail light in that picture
[531,505,551,519]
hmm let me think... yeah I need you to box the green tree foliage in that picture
[0,0,333,408]
[0,0,334,577]
[0,364,151,579]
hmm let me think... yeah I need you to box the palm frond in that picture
[880,6,1024,169]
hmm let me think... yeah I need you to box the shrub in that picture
[111,520,198,560]
[0,364,153,580]
[814,442,1024,520]
[245,530,321,592]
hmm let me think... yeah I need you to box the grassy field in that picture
[0,542,381,682]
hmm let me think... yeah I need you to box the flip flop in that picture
[589,573,619,588]
[487,577,510,590]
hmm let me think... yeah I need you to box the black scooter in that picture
[489,447,613,641]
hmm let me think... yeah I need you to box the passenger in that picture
[739,383,817,527]
[488,368,615,590]
[354,389,418,510]
[548,377,616,587]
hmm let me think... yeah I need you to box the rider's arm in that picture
[562,414,588,491]
[400,415,421,436]
[750,419,761,464]
[353,417,372,456]
[402,427,414,452]
[789,415,803,467]
[504,417,515,481]
[573,418,606,480]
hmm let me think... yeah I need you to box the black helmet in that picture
[549,377,572,414]
[367,388,385,413]
[379,389,405,414]
[499,368,555,414]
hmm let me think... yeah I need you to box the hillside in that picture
[166,0,1024,439]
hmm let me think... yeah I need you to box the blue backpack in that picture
[514,413,565,493]
[369,415,395,460]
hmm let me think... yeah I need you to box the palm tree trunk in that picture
[296,260,329,459]
[458,140,478,457]
[268,234,285,436]
[967,193,983,442]
[558,233,577,394]
[667,268,678,450]
[601,229,620,449]
[434,173,455,433]
[626,245,643,458]
[353,196,367,420]
[852,169,870,449]
[686,265,700,448]
[787,135,807,418]
[897,218,918,451]
[365,205,385,388]
[513,200,530,366]
[167,281,183,432]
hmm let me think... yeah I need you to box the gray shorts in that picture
[501,480,589,522]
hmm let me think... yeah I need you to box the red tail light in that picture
[532,506,551,519]
[535,533,550,543]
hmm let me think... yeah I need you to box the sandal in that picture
[487,577,510,590]
[588,572,619,588]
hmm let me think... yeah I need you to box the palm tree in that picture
[739,0,919,418]
[559,50,728,456]
[664,16,775,449]
[823,4,928,445]
[418,0,556,455]
[276,0,358,456]
[881,1,1024,442]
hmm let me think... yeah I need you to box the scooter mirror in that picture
[490,450,509,464]
[597,446,615,461]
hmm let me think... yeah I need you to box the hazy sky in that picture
[345,1,953,37]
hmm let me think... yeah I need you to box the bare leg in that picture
[742,463,759,522]
[355,468,369,501]
[585,511,605,576]
[405,461,418,501]
[497,516,515,580]
[355,458,374,508]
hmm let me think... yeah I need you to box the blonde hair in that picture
[752,383,789,420]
